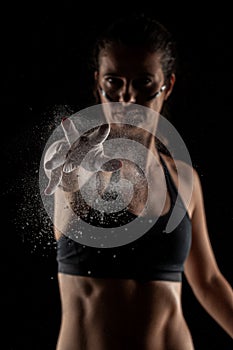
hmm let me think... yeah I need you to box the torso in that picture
[57,275,194,350]
[55,153,195,350]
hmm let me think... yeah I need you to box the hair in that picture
[91,13,177,83]
[88,13,177,118]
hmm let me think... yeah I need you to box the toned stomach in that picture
[56,274,194,350]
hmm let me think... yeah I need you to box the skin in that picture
[54,45,233,350]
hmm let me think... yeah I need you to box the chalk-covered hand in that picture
[43,118,121,195]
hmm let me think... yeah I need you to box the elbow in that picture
[186,269,222,301]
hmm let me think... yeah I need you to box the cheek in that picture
[140,99,163,114]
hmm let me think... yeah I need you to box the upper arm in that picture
[184,169,221,291]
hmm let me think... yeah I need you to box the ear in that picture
[94,71,99,81]
[164,73,176,100]
[93,71,102,103]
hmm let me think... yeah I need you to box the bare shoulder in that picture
[160,153,200,218]
[160,153,197,181]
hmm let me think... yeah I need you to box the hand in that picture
[43,118,122,195]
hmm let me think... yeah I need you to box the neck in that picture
[108,124,160,169]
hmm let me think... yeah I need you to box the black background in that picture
[2,2,233,349]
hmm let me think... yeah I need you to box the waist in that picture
[57,273,193,349]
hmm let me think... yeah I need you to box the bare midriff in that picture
[56,274,195,350]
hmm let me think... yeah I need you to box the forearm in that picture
[60,166,94,192]
[54,170,94,237]
[195,272,233,338]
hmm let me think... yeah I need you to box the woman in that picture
[43,13,233,350]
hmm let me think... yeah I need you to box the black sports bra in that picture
[56,156,192,282]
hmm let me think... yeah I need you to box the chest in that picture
[95,160,172,217]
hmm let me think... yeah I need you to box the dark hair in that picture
[91,13,177,83]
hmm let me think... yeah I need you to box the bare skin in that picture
[53,46,233,349]
[56,275,193,350]
[55,155,233,350]
[55,155,195,350]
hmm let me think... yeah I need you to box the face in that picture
[95,44,175,111]
[95,45,175,141]
[95,44,175,136]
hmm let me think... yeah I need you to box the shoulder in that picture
[160,153,201,218]
[160,152,196,180]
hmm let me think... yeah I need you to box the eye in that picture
[133,77,153,89]
[105,77,123,88]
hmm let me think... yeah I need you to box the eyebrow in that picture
[103,73,122,77]
[103,72,156,78]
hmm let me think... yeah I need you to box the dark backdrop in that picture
[2,2,233,349]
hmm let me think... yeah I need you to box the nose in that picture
[119,82,136,104]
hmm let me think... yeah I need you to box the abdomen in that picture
[56,274,194,350]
